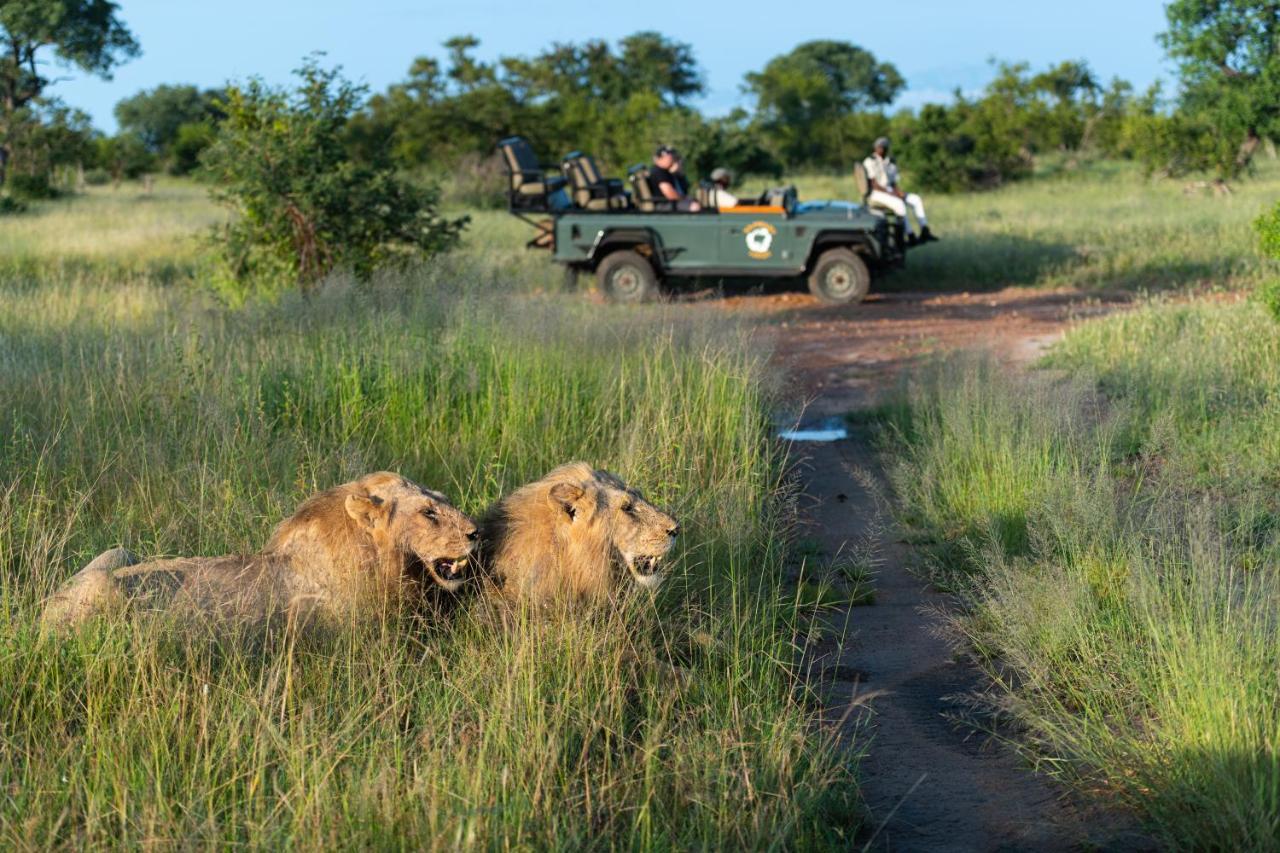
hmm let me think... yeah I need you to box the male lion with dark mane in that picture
[41,472,477,631]
[481,462,679,604]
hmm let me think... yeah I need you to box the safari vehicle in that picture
[498,136,910,304]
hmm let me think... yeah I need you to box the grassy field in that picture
[16,156,1279,299]
[0,188,859,847]
[879,297,1280,849]
[6,159,1278,847]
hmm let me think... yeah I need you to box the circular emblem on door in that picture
[743,221,777,259]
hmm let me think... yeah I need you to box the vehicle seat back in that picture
[498,136,566,207]
[562,151,629,210]
[628,164,676,212]
[853,162,871,200]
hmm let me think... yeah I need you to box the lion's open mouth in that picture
[623,553,665,589]
[427,556,468,591]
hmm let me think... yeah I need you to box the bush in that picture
[5,173,61,200]
[1253,202,1280,321]
[0,195,28,215]
[201,60,468,290]
[168,120,215,176]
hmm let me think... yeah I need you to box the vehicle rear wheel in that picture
[807,247,871,305]
[597,250,660,304]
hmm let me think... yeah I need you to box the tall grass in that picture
[0,266,858,846]
[879,299,1280,848]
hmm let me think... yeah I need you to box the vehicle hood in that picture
[792,200,884,227]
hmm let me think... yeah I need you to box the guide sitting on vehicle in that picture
[648,145,701,212]
[709,167,740,209]
[863,137,936,244]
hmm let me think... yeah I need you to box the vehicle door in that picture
[650,213,721,275]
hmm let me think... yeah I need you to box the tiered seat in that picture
[561,151,629,210]
[498,136,567,211]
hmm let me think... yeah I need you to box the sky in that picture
[52,0,1174,133]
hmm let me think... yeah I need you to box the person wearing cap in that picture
[863,137,936,243]
[709,167,740,209]
[649,145,701,212]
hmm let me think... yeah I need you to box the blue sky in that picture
[54,1,1173,132]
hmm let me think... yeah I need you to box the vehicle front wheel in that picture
[807,248,871,305]
[597,250,660,304]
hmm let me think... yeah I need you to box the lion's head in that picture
[269,471,478,594]
[484,462,679,602]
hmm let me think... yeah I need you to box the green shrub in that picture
[0,194,28,215]
[1253,201,1280,321]
[201,60,468,291]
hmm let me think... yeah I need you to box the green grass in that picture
[878,299,1280,849]
[0,202,859,845]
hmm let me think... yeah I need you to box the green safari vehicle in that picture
[498,136,910,304]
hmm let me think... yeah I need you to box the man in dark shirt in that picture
[648,145,701,211]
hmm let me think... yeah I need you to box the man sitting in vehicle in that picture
[709,168,740,209]
[649,145,701,212]
[863,137,936,243]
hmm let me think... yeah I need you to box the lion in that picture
[480,462,679,604]
[40,472,478,632]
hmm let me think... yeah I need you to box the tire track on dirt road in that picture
[760,287,1151,851]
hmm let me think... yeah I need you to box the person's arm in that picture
[657,181,682,201]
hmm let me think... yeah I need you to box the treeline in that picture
[2,1,1277,204]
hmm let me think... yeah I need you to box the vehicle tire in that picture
[597,250,660,304]
[807,247,871,305]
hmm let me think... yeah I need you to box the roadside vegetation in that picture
[878,296,1280,849]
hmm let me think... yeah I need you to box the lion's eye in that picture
[620,502,634,513]
[421,507,438,521]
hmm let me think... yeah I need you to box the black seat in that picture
[562,151,629,210]
[498,136,567,211]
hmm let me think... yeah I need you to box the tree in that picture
[3,98,94,196]
[201,60,468,289]
[745,41,904,168]
[0,0,138,184]
[1160,0,1280,177]
[114,84,222,157]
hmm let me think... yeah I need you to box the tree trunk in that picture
[0,143,8,187]
[1235,127,1262,172]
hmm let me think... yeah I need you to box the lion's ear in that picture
[345,493,387,530]
[548,482,586,521]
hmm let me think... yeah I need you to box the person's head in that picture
[710,167,732,188]
[670,151,684,173]
[874,136,891,157]
[653,145,676,169]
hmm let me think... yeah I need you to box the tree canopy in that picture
[1160,0,1280,176]
[745,41,904,167]
[0,0,138,182]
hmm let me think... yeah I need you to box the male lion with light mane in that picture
[40,472,478,631]
[481,462,679,604]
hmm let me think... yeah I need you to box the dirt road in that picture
[754,286,1149,850]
